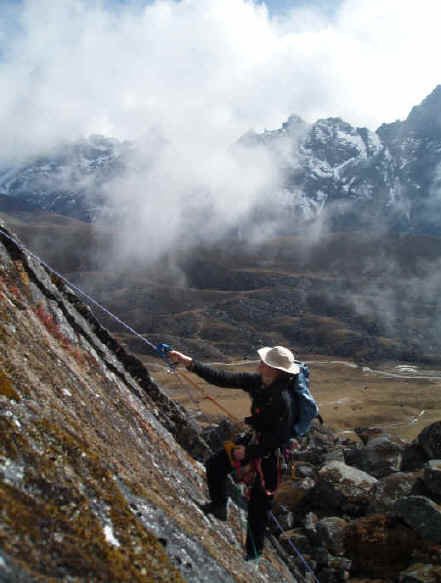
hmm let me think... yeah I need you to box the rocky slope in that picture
[268,419,441,583]
[0,220,294,583]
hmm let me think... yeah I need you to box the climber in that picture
[169,345,298,561]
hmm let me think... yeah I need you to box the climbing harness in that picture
[279,439,301,479]
[225,434,283,499]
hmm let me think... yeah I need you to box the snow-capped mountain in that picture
[239,85,441,234]
[0,135,133,221]
[1,86,441,234]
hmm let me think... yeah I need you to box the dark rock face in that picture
[417,421,441,459]
[393,496,441,544]
[402,421,441,471]
[423,459,441,501]
[402,441,430,472]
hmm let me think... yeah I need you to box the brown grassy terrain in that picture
[144,354,441,443]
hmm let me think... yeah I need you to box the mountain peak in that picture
[281,113,308,132]
[406,84,441,137]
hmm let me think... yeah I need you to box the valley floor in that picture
[145,355,441,443]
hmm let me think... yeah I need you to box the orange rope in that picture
[175,369,242,423]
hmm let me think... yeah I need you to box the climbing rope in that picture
[269,511,320,583]
[0,226,240,421]
[174,368,242,423]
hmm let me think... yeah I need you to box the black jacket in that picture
[190,361,294,461]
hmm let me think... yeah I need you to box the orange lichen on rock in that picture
[0,370,21,401]
[345,514,426,577]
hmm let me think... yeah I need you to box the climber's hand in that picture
[168,350,193,368]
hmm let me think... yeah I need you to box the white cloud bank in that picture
[0,0,440,262]
[1,0,440,162]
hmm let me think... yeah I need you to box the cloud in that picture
[1,0,440,162]
[99,127,280,264]
[1,0,441,262]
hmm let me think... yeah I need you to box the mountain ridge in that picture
[1,86,441,235]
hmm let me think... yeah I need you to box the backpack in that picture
[290,361,320,437]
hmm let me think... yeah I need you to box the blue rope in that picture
[0,226,167,358]
[269,511,320,583]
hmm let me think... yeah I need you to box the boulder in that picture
[401,442,428,472]
[354,426,387,445]
[294,462,318,480]
[316,517,348,556]
[294,424,340,466]
[345,434,404,478]
[275,476,316,511]
[344,514,423,578]
[271,504,294,531]
[417,422,441,459]
[402,422,441,471]
[319,555,352,583]
[368,471,422,513]
[303,512,321,546]
[314,461,377,516]
[278,528,313,556]
[399,563,441,583]
[423,460,441,501]
[393,496,441,543]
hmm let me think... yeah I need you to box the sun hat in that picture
[257,346,300,374]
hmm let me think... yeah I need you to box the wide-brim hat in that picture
[257,346,300,374]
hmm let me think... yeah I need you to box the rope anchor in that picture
[156,343,176,372]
